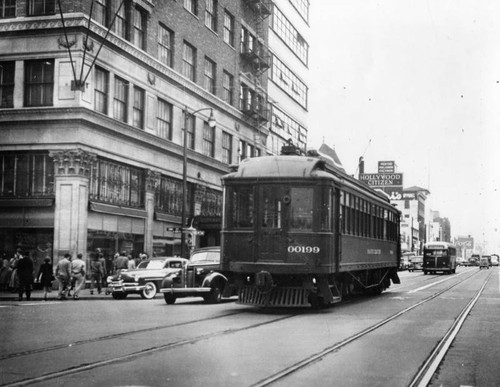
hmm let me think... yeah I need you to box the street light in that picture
[181,107,216,258]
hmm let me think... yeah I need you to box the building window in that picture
[24,59,54,107]
[289,0,309,23]
[272,6,309,65]
[133,86,144,129]
[186,114,195,150]
[202,122,215,158]
[94,66,109,114]
[271,55,308,108]
[184,0,197,15]
[196,186,222,216]
[204,56,216,94]
[205,0,217,31]
[0,0,16,18]
[113,76,128,123]
[0,153,54,197]
[223,10,234,47]
[155,175,184,216]
[222,70,233,105]
[28,0,55,16]
[115,1,127,39]
[182,41,196,81]
[157,98,172,140]
[90,159,144,208]
[271,107,307,148]
[222,132,232,164]
[0,61,14,108]
[92,0,109,26]
[158,24,173,67]
[132,6,146,49]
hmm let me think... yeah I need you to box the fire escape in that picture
[240,0,272,132]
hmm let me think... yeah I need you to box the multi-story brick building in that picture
[0,0,309,272]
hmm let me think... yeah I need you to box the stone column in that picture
[50,149,96,264]
[144,170,160,257]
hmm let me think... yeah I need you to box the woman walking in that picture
[37,257,54,301]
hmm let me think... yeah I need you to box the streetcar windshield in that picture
[224,184,332,232]
[225,185,254,228]
[289,187,313,230]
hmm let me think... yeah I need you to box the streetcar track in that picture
[0,310,245,361]
[2,313,299,387]
[409,269,494,387]
[250,268,482,387]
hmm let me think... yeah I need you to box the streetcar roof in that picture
[226,155,325,178]
[223,155,397,208]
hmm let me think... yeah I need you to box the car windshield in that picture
[190,251,220,263]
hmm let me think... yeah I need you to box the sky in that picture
[307,0,500,252]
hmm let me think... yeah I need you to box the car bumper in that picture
[109,282,145,293]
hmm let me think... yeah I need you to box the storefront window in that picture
[0,152,54,197]
[89,159,144,208]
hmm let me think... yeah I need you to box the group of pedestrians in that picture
[0,248,147,301]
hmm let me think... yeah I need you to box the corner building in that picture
[0,0,310,271]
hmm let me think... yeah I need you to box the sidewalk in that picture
[0,288,111,301]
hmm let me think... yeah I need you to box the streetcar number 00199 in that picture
[288,246,320,253]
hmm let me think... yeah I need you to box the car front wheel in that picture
[141,282,157,299]
[164,293,176,304]
[204,284,222,304]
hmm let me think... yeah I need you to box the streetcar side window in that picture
[319,186,333,232]
[226,186,254,228]
[289,187,313,231]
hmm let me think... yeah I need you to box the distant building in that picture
[392,186,430,253]
[0,1,310,270]
[429,211,451,242]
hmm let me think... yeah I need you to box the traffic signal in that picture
[185,226,197,249]
[186,231,194,246]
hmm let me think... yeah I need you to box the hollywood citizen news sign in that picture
[358,173,403,186]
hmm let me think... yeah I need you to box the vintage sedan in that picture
[160,247,236,304]
[108,257,188,299]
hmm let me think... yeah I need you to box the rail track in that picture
[1,268,490,387]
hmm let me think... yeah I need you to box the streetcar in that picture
[220,144,401,308]
[422,242,457,275]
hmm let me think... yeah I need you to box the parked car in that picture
[108,257,189,299]
[408,256,423,272]
[479,256,490,269]
[160,247,236,304]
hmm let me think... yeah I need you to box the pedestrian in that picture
[98,250,107,289]
[0,257,11,291]
[113,251,129,273]
[55,253,71,300]
[127,254,136,270]
[90,253,103,295]
[16,251,34,301]
[37,257,54,301]
[70,253,86,300]
[9,248,22,293]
